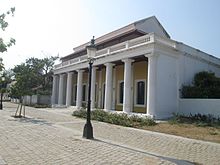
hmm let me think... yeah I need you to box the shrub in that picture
[91,109,109,122]
[169,113,220,127]
[33,104,51,108]
[72,109,156,127]
[72,108,87,118]
[139,116,157,126]
[181,71,220,98]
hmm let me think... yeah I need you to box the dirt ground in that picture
[141,123,220,143]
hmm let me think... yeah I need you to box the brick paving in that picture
[0,103,219,164]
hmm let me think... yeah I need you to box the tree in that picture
[181,71,220,98]
[10,63,32,117]
[25,56,59,94]
[0,58,4,72]
[0,7,15,53]
[10,56,58,117]
[10,56,59,98]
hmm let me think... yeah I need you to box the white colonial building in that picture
[52,16,220,119]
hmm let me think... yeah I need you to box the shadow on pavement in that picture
[93,138,195,165]
[9,116,53,126]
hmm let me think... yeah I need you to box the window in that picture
[119,81,124,104]
[82,84,86,101]
[95,84,97,102]
[74,85,77,101]
[102,83,105,108]
[136,80,145,105]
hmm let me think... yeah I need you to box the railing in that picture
[96,49,108,56]
[154,35,176,48]
[54,33,176,69]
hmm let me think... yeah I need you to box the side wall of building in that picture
[179,99,220,117]
[178,44,220,88]
[154,53,178,119]
[177,44,220,116]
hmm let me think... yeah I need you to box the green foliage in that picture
[73,109,156,127]
[10,56,59,98]
[181,71,220,98]
[72,108,87,118]
[0,7,16,53]
[0,67,11,94]
[0,88,6,93]
[91,109,109,122]
[169,113,220,127]
[0,58,4,72]
[32,104,51,108]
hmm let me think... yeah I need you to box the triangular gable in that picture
[135,16,170,38]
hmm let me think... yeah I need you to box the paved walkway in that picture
[0,103,219,165]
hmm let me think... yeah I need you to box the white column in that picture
[122,58,134,113]
[91,67,98,109]
[98,70,102,108]
[146,53,158,117]
[131,64,134,110]
[104,63,114,110]
[76,70,84,109]
[58,74,65,105]
[51,75,58,106]
[112,67,116,110]
[66,72,73,106]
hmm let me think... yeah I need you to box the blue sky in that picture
[1,0,220,69]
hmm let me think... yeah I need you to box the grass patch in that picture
[168,113,220,128]
[73,110,220,143]
[73,109,156,127]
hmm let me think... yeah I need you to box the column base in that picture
[52,104,67,108]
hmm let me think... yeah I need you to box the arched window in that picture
[119,81,124,104]
[82,84,87,101]
[74,85,77,101]
[136,80,145,105]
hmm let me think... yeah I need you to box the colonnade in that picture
[52,55,157,115]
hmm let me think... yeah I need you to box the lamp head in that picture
[87,36,96,58]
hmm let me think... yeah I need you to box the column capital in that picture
[122,58,134,63]
[104,63,115,67]
[145,51,160,58]
[59,73,65,77]
[76,69,84,73]
[67,71,74,75]
[52,74,58,78]
[92,66,98,70]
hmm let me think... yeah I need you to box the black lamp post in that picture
[0,77,5,110]
[0,92,3,110]
[0,58,3,110]
[83,36,96,139]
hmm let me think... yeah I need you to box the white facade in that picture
[52,16,220,119]
[179,99,220,117]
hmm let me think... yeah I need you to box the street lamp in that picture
[83,36,96,139]
[0,77,5,110]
